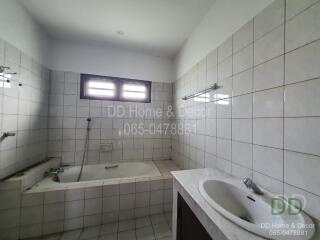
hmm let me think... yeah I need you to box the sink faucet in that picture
[243,177,264,195]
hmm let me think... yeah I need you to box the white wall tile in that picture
[285,40,320,84]
[253,87,283,118]
[253,145,283,180]
[254,25,284,65]
[44,203,64,222]
[216,158,231,174]
[217,138,231,161]
[253,118,283,148]
[218,57,232,81]
[217,119,231,139]
[253,55,284,91]
[284,150,320,195]
[207,49,218,69]
[0,209,20,228]
[253,171,283,195]
[85,198,102,215]
[284,117,320,156]
[216,77,232,99]
[284,78,320,117]
[232,69,253,96]
[232,119,252,143]
[232,141,252,168]
[205,118,216,137]
[20,206,43,225]
[233,20,253,53]
[286,2,320,52]
[120,194,135,210]
[218,37,232,63]
[65,200,84,218]
[233,44,253,74]
[284,184,320,220]
[205,136,216,155]
[254,0,285,40]
[103,196,119,213]
[44,191,65,204]
[22,193,43,207]
[286,0,319,20]
[216,100,231,118]
[232,94,252,118]
[232,164,252,179]
[135,192,150,208]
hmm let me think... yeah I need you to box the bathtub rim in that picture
[58,160,162,183]
[26,160,177,193]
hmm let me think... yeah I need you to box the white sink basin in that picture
[199,178,315,240]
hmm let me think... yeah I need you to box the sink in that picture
[199,178,315,240]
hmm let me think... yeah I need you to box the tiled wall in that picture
[48,71,173,166]
[0,38,49,180]
[0,176,173,239]
[172,0,320,221]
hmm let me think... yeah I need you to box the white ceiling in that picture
[18,0,216,58]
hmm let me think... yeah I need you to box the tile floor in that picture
[26,213,172,240]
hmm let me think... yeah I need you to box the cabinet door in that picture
[177,194,212,240]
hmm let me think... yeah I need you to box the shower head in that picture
[87,117,91,122]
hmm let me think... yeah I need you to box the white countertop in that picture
[171,168,267,240]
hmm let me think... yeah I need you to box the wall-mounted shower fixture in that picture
[0,66,17,79]
[0,66,10,73]
[1,132,16,141]
[0,66,17,87]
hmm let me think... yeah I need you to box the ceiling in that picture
[18,0,216,58]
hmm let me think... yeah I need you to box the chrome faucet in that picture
[45,167,64,182]
[45,167,64,177]
[243,177,264,195]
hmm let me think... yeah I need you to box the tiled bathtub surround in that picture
[172,0,320,222]
[0,39,50,180]
[22,213,172,240]
[48,71,173,166]
[0,160,178,239]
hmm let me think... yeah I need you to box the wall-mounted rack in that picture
[181,83,221,100]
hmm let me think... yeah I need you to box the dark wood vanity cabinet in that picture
[177,194,213,240]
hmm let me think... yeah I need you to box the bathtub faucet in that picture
[45,167,64,183]
[45,167,64,176]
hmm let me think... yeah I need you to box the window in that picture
[80,74,151,102]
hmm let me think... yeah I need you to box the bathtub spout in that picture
[105,164,119,170]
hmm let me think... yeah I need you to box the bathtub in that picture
[5,159,179,237]
[58,161,162,183]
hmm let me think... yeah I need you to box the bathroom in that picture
[0,0,319,239]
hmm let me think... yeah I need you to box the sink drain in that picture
[239,215,252,223]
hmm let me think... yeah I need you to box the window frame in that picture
[80,73,152,103]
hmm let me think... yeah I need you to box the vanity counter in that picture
[171,168,267,240]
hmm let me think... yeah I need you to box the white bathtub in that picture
[58,161,162,183]
[12,160,178,237]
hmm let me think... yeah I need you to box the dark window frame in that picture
[80,73,152,103]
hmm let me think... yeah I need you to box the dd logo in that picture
[271,197,304,215]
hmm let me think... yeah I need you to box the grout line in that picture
[254,20,285,43]
[251,16,255,180]
[283,0,287,197]
[285,0,320,22]
[230,34,234,176]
